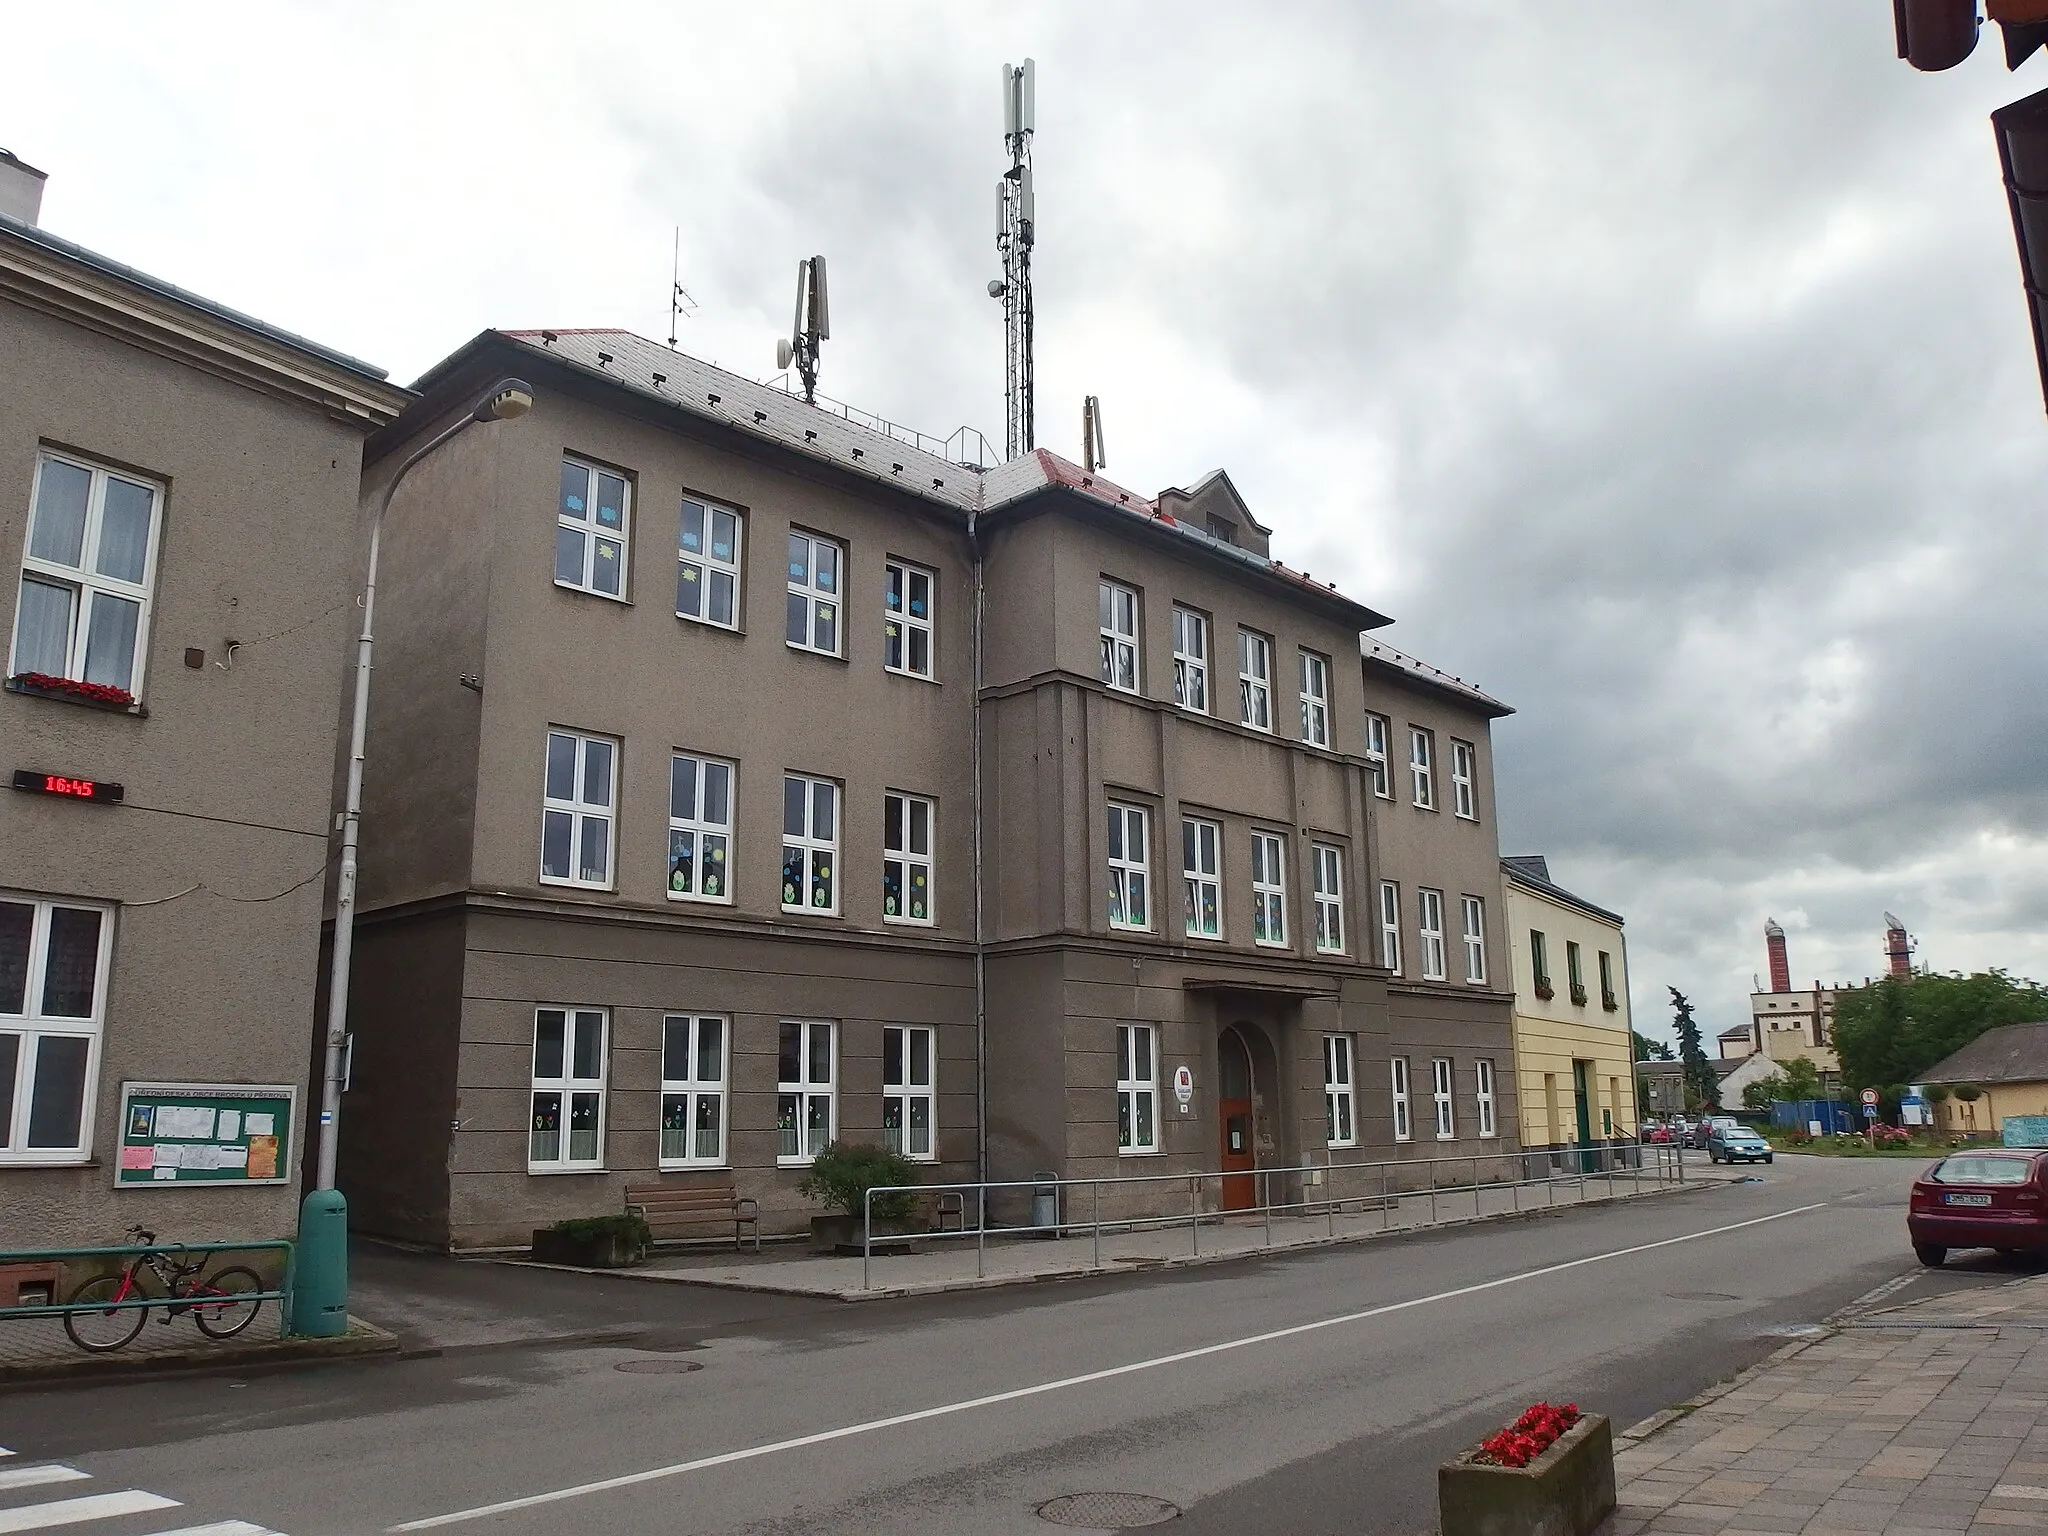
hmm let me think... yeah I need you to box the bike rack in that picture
[0,1238,297,1334]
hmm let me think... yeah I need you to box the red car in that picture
[1908,1151,2048,1265]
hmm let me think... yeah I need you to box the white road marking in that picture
[1994,1486,2048,1500]
[0,1471,87,1493]
[391,1201,1830,1530]
[0,1490,180,1532]
[141,1524,277,1536]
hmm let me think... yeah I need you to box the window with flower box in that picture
[1182,816,1222,940]
[530,1007,607,1171]
[541,730,616,889]
[676,498,741,629]
[1171,605,1209,713]
[884,559,935,679]
[556,457,629,600]
[883,1025,936,1160]
[1238,629,1272,731]
[782,775,839,914]
[10,452,161,703]
[883,792,934,924]
[1312,843,1344,955]
[786,531,843,656]
[1099,580,1139,694]
[1251,831,1287,948]
[659,1013,725,1166]
[0,894,112,1163]
[667,753,733,903]
[1107,801,1151,931]
[1323,1034,1356,1148]
[1117,1023,1158,1154]
[1299,650,1330,748]
[777,1019,835,1163]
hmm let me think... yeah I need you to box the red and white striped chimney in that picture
[1884,913,1913,978]
[1764,918,1791,994]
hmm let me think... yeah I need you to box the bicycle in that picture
[62,1226,266,1352]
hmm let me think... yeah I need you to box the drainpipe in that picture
[969,506,988,1184]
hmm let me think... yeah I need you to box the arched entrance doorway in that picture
[1218,1026,1257,1210]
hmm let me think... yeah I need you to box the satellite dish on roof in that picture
[776,337,793,372]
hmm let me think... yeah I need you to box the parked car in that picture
[1689,1115,1739,1150]
[1647,1122,1676,1145]
[1908,1151,2048,1266]
[1708,1124,1773,1164]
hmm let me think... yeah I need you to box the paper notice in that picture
[187,1145,221,1172]
[153,1164,177,1180]
[157,1106,217,1140]
[245,1113,275,1137]
[245,1134,279,1180]
[153,1143,182,1169]
[217,1110,241,1141]
[119,1144,155,1171]
[216,1145,248,1170]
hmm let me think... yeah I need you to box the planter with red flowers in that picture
[1439,1402,1614,1536]
[5,672,137,711]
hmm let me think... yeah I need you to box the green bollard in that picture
[292,1188,349,1338]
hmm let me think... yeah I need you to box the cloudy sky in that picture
[9,2,2043,1043]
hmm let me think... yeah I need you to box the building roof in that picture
[1920,1021,2048,1087]
[1717,1025,1753,1042]
[1500,855,1625,925]
[1363,636,1513,717]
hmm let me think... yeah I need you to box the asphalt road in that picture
[2,1153,2029,1536]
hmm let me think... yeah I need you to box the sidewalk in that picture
[1607,1272,2048,1536]
[0,1310,398,1387]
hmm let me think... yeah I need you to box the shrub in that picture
[1924,1084,1952,1104]
[548,1213,652,1250]
[797,1141,920,1221]
[1475,1403,1583,1468]
[1955,1084,1984,1103]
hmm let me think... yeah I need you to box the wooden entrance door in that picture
[1219,1027,1256,1209]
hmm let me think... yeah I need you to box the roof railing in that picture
[759,372,996,470]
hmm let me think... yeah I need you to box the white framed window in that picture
[1461,895,1487,984]
[1312,844,1344,955]
[530,1007,607,1171]
[1237,629,1272,731]
[556,457,629,600]
[668,753,734,903]
[1391,1056,1412,1142]
[1418,888,1447,981]
[10,452,161,699]
[1099,580,1140,693]
[1380,881,1402,974]
[676,497,741,629]
[1117,1023,1158,1154]
[1410,728,1435,809]
[786,530,843,656]
[1182,817,1222,940]
[659,1013,725,1167]
[1451,739,1477,820]
[1323,1034,1356,1148]
[884,559,936,679]
[1106,801,1151,931]
[883,1024,936,1161]
[1432,1056,1455,1140]
[1475,1057,1498,1139]
[1363,713,1392,799]
[1251,831,1287,948]
[883,792,934,924]
[782,774,840,914]
[541,730,616,889]
[0,895,112,1163]
[777,1020,836,1164]
[1299,650,1330,748]
[1171,606,1209,713]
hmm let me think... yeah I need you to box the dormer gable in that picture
[1155,468,1272,557]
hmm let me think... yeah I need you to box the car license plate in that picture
[1945,1193,1993,1206]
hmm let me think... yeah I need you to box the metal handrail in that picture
[0,1238,295,1324]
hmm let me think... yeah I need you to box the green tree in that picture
[1832,971,2048,1092]
[1738,1057,1823,1113]
[1671,987,1719,1111]
[1632,1030,1674,1062]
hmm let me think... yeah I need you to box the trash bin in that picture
[1031,1174,1060,1232]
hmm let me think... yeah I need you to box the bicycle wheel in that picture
[192,1266,264,1339]
[63,1273,149,1352]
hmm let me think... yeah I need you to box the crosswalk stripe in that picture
[140,1524,276,1536]
[0,1469,88,1492]
[0,1451,12,1459]
[0,1490,180,1532]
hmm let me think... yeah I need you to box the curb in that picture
[0,1316,400,1390]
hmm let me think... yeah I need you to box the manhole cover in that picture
[614,1358,703,1374]
[1037,1492,1181,1528]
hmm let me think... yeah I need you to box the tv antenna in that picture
[776,255,829,404]
[989,59,1036,459]
[1081,394,1106,470]
[667,228,698,349]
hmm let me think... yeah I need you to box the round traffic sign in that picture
[1860,1088,1880,1106]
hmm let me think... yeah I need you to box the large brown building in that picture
[336,326,1520,1247]
[0,159,407,1248]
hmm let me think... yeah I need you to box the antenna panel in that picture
[1002,62,1018,136]
[792,259,809,347]
[811,255,830,338]
[1020,59,1036,134]
[1019,165,1034,226]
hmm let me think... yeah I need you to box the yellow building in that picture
[1501,857,1638,1154]
[1921,1021,2048,1137]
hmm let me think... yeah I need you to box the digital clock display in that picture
[11,769,123,804]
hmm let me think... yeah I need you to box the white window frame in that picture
[1251,831,1288,948]
[786,530,844,657]
[1171,605,1209,714]
[1461,895,1487,984]
[667,753,734,904]
[1323,1034,1356,1149]
[0,894,113,1164]
[1475,1057,1498,1139]
[1099,580,1140,694]
[883,791,935,925]
[1312,843,1344,955]
[556,456,630,602]
[1451,738,1478,821]
[1410,728,1436,809]
[675,497,742,629]
[1106,801,1152,932]
[540,730,617,890]
[1391,1056,1412,1143]
[1363,713,1392,799]
[782,774,841,915]
[10,452,163,700]
[529,1007,608,1172]
[1299,650,1330,748]
[1432,1056,1456,1140]
[659,1013,726,1168]
[1182,816,1222,941]
[884,558,936,680]
[1237,629,1273,731]
[1117,1023,1158,1155]
[883,1024,937,1161]
[777,1019,836,1165]
[1379,880,1402,974]
[1418,888,1447,981]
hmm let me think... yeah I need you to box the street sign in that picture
[1173,1065,1194,1108]
[1860,1088,1881,1106]
[1862,1105,1880,1120]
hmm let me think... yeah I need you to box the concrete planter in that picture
[1439,1413,1614,1536]
[810,1214,928,1255]
[531,1227,644,1268]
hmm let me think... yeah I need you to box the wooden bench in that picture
[624,1181,760,1252]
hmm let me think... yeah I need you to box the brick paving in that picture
[0,1308,395,1384]
[1606,1273,2048,1536]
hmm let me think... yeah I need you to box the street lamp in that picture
[294,377,534,1337]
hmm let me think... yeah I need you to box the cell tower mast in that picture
[992,59,1036,460]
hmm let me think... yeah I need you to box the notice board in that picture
[115,1082,297,1188]
[2004,1115,2048,1149]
